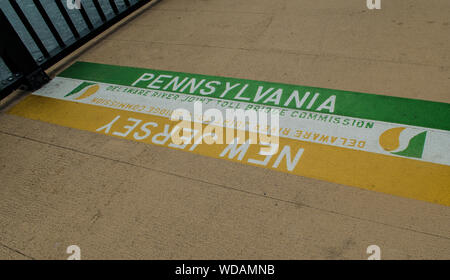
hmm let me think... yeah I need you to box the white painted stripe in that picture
[32,77,450,166]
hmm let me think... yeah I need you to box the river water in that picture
[1,0,139,81]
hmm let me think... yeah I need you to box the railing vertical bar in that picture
[33,0,65,48]
[109,0,120,15]
[79,4,94,30]
[0,10,38,74]
[1,0,156,99]
[8,0,50,58]
[93,1,107,22]
[0,9,49,96]
[55,0,80,39]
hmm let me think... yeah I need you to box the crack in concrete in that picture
[0,129,449,242]
[0,241,35,260]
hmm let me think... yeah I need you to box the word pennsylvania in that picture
[131,73,337,113]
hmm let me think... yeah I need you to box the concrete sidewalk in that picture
[0,0,449,259]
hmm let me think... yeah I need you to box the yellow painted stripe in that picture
[9,95,450,206]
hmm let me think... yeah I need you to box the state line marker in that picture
[8,62,450,206]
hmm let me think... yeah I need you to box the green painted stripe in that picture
[59,61,450,131]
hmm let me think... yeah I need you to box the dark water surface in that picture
[1,0,140,81]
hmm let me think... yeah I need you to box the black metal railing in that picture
[0,0,155,99]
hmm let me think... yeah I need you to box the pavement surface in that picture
[0,0,449,259]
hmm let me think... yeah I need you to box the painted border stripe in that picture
[58,62,450,131]
[8,62,450,206]
[27,76,450,166]
[9,95,450,206]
